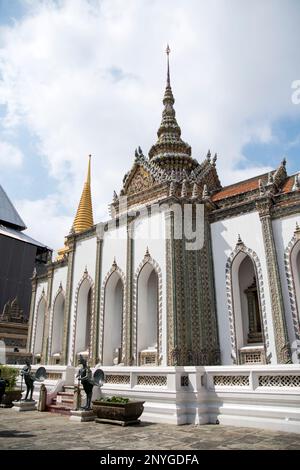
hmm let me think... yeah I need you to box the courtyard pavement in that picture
[0,408,299,450]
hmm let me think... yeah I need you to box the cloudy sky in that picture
[0,0,299,251]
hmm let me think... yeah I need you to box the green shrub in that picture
[97,396,130,404]
[0,365,19,391]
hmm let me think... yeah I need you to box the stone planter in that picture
[1,390,22,407]
[92,400,144,426]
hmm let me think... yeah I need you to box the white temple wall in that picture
[52,265,68,298]
[273,214,300,362]
[67,236,97,363]
[72,237,97,286]
[211,211,276,364]
[101,224,127,276]
[35,280,48,305]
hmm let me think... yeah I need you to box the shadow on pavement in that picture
[0,430,36,438]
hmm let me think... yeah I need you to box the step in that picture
[57,391,74,397]
[47,404,73,416]
[64,386,75,391]
[53,397,73,405]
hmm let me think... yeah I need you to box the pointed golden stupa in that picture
[72,155,94,233]
[56,155,94,261]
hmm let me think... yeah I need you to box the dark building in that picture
[0,298,31,364]
[0,184,51,319]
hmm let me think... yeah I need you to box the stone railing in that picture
[204,364,300,391]
[94,366,172,390]
[91,364,300,431]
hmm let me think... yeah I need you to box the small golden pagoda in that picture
[56,155,94,260]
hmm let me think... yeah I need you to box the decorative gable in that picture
[124,165,154,196]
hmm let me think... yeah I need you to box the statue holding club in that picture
[20,359,47,401]
[76,355,104,410]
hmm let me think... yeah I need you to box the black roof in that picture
[0,184,26,231]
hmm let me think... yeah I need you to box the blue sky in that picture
[0,0,299,249]
[0,0,26,24]
[241,117,300,173]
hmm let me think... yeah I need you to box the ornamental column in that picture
[256,198,291,363]
[61,234,76,365]
[41,266,54,364]
[165,209,178,365]
[27,272,38,353]
[91,224,104,366]
[125,219,134,365]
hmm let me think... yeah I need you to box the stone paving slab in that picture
[0,409,299,450]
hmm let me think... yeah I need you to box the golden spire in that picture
[72,155,94,233]
[56,156,94,261]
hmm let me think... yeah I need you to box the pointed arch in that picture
[98,261,126,364]
[70,270,95,364]
[225,240,269,363]
[284,228,300,343]
[132,250,163,365]
[31,292,47,355]
[48,285,65,360]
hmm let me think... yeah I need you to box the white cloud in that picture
[15,196,73,251]
[0,140,23,167]
[0,0,299,248]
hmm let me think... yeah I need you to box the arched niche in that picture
[102,271,124,366]
[284,231,300,351]
[34,297,46,355]
[290,240,300,315]
[231,251,266,363]
[137,263,158,365]
[74,278,92,357]
[233,253,262,345]
[51,292,65,357]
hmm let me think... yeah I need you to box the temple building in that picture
[0,299,30,364]
[0,184,50,317]
[0,183,50,364]
[27,51,300,369]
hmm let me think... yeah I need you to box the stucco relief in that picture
[125,165,154,196]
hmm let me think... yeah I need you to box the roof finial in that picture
[166,44,171,87]
[87,154,91,185]
[148,46,191,161]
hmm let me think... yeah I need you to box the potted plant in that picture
[92,396,145,426]
[0,365,22,407]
